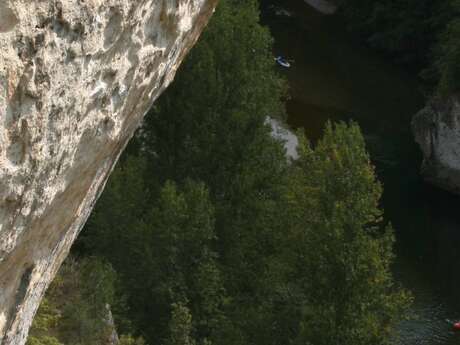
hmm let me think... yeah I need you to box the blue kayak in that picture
[275,56,291,68]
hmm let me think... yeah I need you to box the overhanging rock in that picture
[0,1,217,344]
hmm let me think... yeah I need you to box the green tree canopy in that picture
[77,1,411,345]
[283,122,411,345]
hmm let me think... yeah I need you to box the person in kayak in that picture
[275,56,291,68]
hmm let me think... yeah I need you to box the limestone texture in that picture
[0,1,217,344]
[412,95,460,194]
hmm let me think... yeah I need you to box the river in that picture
[261,0,460,343]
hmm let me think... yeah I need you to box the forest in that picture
[336,0,460,94]
[28,0,460,344]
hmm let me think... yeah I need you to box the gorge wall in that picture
[412,95,460,194]
[0,1,217,344]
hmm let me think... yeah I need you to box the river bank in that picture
[303,0,337,14]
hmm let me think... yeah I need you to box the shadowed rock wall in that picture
[412,95,460,194]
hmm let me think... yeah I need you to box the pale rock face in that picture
[266,117,299,160]
[0,1,217,344]
[412,95,460,194]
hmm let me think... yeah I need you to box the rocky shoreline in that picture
[304,0,337,14]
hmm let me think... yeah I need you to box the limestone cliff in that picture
[0,1,217,344]
[412,95,460,194]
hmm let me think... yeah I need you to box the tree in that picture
[77,1,413,344]
[167,303,196,345]
[85,177,227,345]
[27,258,118,345]
[436,1,460,94]
[81,155,149,268]
[142,0,286,188]
[337,0,459,93]
[134,180,226,344]
[27,297,62,345]
[140,0,289,322]
[119,335,146,345]
[283,122,411,345]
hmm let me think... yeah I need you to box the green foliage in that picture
[133,180,225,343]
[436,2,460,94]
[82,155,149,267]
[27,258,118,345]
[27,336,62,345]
[167,303,196,345]
[119,335,146,345]
[142,0,286,187]
[84,177,226,344]
[338,0,444,65]
[82,1,288,343]
[338,0,459,93]
[28,298,60,333]
[283,122,412,345]
[77,1,411,345]
[141,0,289,320]
[54,259,116,345]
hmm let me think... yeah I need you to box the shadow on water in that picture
[261,0,460,343]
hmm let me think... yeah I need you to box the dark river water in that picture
[261,0,460,343]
